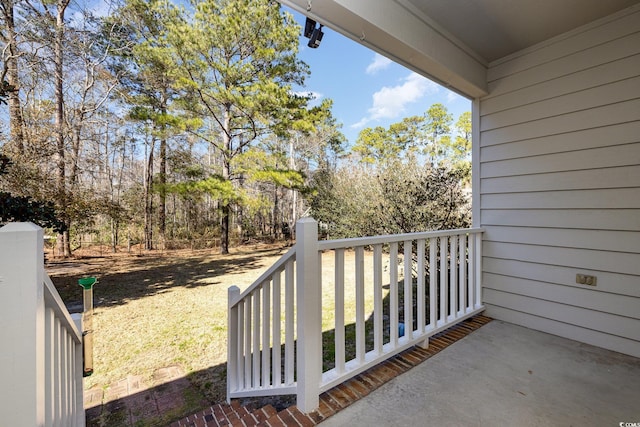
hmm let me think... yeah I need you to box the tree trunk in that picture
[158,135,166,248]
[158,100,167,248]
[221,203,229,253]
[1,0,25,154]
[288,139,297,241]
[236,137,244,242]
[219,105,232,254]
[54,0,71,257]
[144,138,155,250]
[70,122,83,187]
[111,218,118,253]
[273,184,279,239]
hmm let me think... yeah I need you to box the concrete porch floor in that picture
[321,320,640,426]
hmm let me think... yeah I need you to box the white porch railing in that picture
[0,223,85,427]
[227,218,484,413]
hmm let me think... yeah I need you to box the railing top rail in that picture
[317,227,484,251]
[233,245,297,305]
[43,275,82,342]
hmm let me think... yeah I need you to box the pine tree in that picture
[167,0,309,253]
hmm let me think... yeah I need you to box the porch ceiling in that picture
[280,0,640,97]
[404,0,640,63]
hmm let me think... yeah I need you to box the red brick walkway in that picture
[85,365,209,426]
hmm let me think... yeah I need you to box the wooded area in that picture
[0,0,471,256]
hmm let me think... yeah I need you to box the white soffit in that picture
[407,0,640,63]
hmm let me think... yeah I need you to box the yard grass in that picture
[47,244,288,404]
[46,244,411,407]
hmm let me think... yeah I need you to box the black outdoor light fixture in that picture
[304,17,324,48]
[304,17,316,38]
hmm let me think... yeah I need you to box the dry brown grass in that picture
[47,244,289,403]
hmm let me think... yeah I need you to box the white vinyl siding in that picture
[479,6,640,357]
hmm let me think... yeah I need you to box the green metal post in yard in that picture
[78,277,97,376]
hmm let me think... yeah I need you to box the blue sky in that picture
[287,9,472,147]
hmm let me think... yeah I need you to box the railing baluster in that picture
[244,295,252,389]
[335,249,346,374]
[253,289,261,387]
[429,238,437,328]
[55,317,62,422]
[45,308,54,425]
[403,240,413,340]
[272,273,282,386]
[60,328,65,426]
[68,333,74,422]
[237,300,245,390]
[74,329,81,423]
[355,246,365,363]
[71,332,77,422]
[54,325,59,424]
[63,332,71,425]
[69,332,76,421]
[440,237,448,325]
[417,239,425,335]
[468,233,475,313]
[55,323,60,424]
[284,259,295,385]
[459,234,467,316]
[373,244,383,354]
[390,242,399,346]
[262,281,271,387]
[450,236,457,320]
[475,233,483,309]
[69,332,74,422]
[318,249,323,377]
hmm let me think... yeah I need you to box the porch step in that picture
[169,314,492,427]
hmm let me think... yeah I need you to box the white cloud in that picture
[366,54,392,75]
[351,73,439,129]
[350,117,371,129]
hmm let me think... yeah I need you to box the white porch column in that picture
[472,97,481,228]
[0,223,45,426]
[295,218,321,413]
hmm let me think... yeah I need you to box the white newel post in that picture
[295,218,321,413]
[0,223,45,426]
[72,312,85,427]
[227,286,240,403]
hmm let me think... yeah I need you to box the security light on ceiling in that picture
[303,17,324,49]
[308,24,324,48]
[304,18,316,38]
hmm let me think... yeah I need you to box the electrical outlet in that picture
[576,274,597,286]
